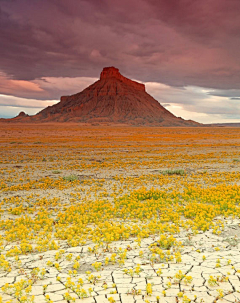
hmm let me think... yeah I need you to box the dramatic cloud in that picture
[33,77,98,100]
[0,72,44,99]
[0,94,57,118]
[0,72,98,100]
[145,83,240,123]
[0,94,57,109]
[207,89,240,98]
[0,0,240,122]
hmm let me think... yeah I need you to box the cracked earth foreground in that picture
[0,124,240,303]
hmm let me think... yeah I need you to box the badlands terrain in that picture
[0,124,240,303]
[4,67,198,127]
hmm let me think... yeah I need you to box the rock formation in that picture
[5,67,200,126]
[17,111,28,118]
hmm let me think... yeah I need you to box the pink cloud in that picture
[0,72,98,100]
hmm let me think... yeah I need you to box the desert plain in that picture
[0,124,240,303]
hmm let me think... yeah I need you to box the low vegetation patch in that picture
[62,174,78,182]
[159,169,186,176]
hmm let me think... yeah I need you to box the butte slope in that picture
[6,67,200,126]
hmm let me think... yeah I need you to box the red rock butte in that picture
[5,67,200,126]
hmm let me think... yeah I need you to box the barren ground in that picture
[0,124,240,303]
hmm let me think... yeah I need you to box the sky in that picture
[0,0,240,123]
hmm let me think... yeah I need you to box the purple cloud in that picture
[0,0,240,122]
[0,0,239,88]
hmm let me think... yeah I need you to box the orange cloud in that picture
[0,72,44,98]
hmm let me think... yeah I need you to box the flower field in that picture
[0,124,240,303]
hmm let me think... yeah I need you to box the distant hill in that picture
[205,123,240,127]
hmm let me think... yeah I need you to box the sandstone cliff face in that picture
[6,67,199,126]
[100,67,145,92]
